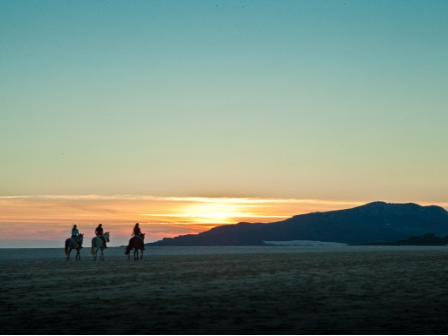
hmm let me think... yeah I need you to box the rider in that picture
[71,224,82,248]
[95,223,107,248]
[132,223,145,250]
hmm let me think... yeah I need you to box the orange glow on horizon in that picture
[141,200,291,224]
[1,195,446,247]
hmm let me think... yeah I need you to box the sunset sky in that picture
[1,1,448,247]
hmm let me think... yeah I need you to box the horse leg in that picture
[141,249,144,260]
[101,248,104,261]
[67,248,71,261]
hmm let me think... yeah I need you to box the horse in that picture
[125,233,145,260]
[65,233,84,261]
[91,232,110,261]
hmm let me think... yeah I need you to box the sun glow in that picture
[141,198,292,224]
[8,194,435,247]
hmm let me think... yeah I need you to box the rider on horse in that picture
[132,223,145,250]
[72,224,83,248]
[95,224,107,249]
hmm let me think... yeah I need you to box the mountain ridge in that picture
[149,201,448,246]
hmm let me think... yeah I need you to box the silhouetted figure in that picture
[95,223,107,248]
[65,233,84,261]
[71,224,82,248]
[125,233,146,260]
[132,223,145,250]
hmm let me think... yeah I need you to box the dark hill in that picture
[148,201,448,246]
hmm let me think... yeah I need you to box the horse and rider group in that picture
[65,223,146,261]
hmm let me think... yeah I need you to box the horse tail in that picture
[65,239,69,256]
[125,245,130,255]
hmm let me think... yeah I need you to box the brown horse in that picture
[125,233,145,260]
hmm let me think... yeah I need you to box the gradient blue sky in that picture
[1,1,448,246]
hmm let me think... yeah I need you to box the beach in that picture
[1,245,448,334]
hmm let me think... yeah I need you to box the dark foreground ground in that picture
[1,246,448,334]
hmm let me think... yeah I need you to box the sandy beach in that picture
[1,245,448,334]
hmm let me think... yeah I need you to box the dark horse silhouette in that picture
[65,234,84,261]
[125,234,145,260]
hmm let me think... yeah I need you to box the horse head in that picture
[141,233,145,241]
[79,233,84,242]
[104,232,110,242]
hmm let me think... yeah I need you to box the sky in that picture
[1,0,448,247]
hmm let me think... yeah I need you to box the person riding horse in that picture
[95,224,107,249]
[132,223,145,250]
[71,224,83,248]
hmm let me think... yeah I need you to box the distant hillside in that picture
[148,201,448,246]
